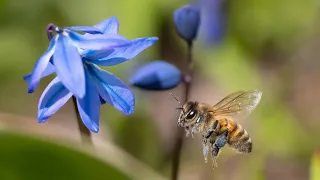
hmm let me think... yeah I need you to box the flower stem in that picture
[171,40,193,180]
[72,96,93,144]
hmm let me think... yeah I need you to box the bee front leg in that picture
[200,126,215,163]
[211,130,229,169]
[202,136,210,163]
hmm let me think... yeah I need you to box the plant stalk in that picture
[171,41,193,180]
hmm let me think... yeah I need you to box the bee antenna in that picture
[170,93,183,110]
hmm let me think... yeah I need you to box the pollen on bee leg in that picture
[189,129,195,138]
[212,157,218,169]
[190,126,199,138]
[211,144,221,169]
[202,144,209,163]
[185,129,190,137]
[191,131,195,138]
[202,137,209,163]
[190,132,195,138]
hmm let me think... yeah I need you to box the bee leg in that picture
[203,119,217,139]
[191,132,195,138]
[211,141,220,168]
[217,129,229,136]
[204,128,213,139]
[211,131,229,169]
[202,127,215,163]
[202,137,210,163]
[184,126,190,137]
[191,126,199,138]
[215,131,228,149]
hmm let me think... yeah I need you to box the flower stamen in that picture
[46,23,63,40]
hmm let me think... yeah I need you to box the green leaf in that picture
[311,150,320,180]
[0,130,131,180]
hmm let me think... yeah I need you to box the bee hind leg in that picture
[211,131,229,169]
[211,142,220,168]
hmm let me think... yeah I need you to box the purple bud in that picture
[129,60,182,90]
[173,4,200,42]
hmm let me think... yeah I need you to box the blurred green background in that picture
[0,0,320,179]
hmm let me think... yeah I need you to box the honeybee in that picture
[171,90,262,169]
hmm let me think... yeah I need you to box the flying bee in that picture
[171,90,262,169]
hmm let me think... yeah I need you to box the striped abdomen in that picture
[225,119,252,153]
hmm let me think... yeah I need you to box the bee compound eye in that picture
[187,110,196,119]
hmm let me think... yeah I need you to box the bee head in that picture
[178,101,201,128]
[170,93,202,131]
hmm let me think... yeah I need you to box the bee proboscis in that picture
[172,90,262,169]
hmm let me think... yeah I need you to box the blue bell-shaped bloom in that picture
[129,60,182,90]
[24,17,158,133]
[173,4,201,42]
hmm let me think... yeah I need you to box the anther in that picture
[46,23,62,40]
[46,23,55,40]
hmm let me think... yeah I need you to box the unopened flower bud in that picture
[129,60,181,90]
[173,4,200,42]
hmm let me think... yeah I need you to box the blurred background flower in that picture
[129,60,181,90]
[173,3,200,42]
[197,0,227,45]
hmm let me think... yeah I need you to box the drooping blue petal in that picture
[77,17,119,56]
[80,49,115,61]
[86,63,134,115]
[129,60,182,90]
[27,35,58,93]
[24,62,55,85]
[85,37,158,66]
[38,77,72,123]
[93,16,119,34]
[76,70,101,133]
[53,34,85,98]
[68,31,131,50]
[65,26,103,34]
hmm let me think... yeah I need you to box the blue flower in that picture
[173,4,201,42]
[24,17,158,132]
[36,63,134,133]
[26,23,131,98]
[129,60,181,90]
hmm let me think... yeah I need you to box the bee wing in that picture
[211,90,262,119]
